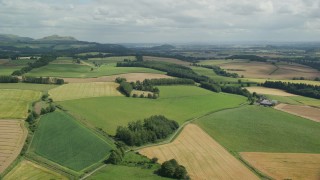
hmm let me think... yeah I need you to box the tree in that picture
[107,150,122,164]
[158,159,188,179]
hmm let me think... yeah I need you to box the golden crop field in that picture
[3,160,67,180]
[246,87,296,96]
[241,152,320,180]
[274,104,320,122]
[0,89,41,119]
[139,124,258,180]
[0,120,27,173]
[49,82,122,101]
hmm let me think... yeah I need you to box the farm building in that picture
[259,99,277,106]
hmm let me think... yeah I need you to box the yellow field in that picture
[3,160,67,180]
[63,73,173,83]
[246,87,296,96]
[275,104,320,122]
[220,61,320,80]
[0,89,41,119]
[241,152,320,180]
[139,124,258,180]
[0,120,27,173]
[49,82,122,101]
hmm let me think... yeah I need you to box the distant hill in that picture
[150,44,175,50]
[0,34,33,42]
[37,35,78,42]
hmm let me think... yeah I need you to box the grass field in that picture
[265,94,320,107]
[90,152,169,180]
[30,111,113,171]
[240,152,320,180]
[246,86,296,96]
[143,56,189,66]
[140,124,258,180]
[0,60,35,75]
[49,82,122,101]
[0,89,41,119]
[244,78,320,86]
[26,63,165,78]
[0,120,27,173]
[274,104,320,122]
[60,86,246,135]
[63,73,173,83]
[196,105,320,153]
[3,160,67,180]
[191,66,242,83]
[88,56,136,64]
[199,59,249,65]
[219,61,320,80]
[0,83,58,92]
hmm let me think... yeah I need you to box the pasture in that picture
[196,105,320,153]
[0,59,35,75]
[0,83,57,92]
[246,86,296,96]
[219,61,320,80]
[275,104,320,122]
[0,120,27,173]
[199,59,249,65]
[240,152,320,180]
[0,89,41,119]
[26,63,165,78]
[63,73,173,83]
[139,124,258,180]
[88,56,136,64]
[266,95,320,108]
[3,160,67,180]
[244,78,320,86]
[143,56,189,66]
[191,66,241,83]
[30,111,113,171]
[60,86,246,135]
[49,82,122,101]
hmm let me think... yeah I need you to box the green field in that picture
[196,105,320,153]
[60,86,246,135]
[0,60,35,75]
[49,82,122,101]
[26,63,165,78]
[89,152,169,180]
[199,59,248,65]
[191,66,241,83]
[3,160,67,180]
[0,83,58,92]
[30,111,113,171]
[0,66,23,76]
[0,89,41,119]
[266,94,320,107]
[88,56,136,64]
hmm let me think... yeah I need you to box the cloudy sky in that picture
[0,0,319,43]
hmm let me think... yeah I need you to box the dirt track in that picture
[275,103,320,122]
[139,124,258,180]
[241,152,320,180]
[63,73,173,83]
[0,120,27,173]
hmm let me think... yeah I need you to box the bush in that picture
[157,159,188,179]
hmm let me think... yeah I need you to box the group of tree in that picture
[262,81,320,99]
[12,55,57,76]
[141,78,195,86]
[22,76,64,84]
[115,115,179,146]
[193,64,239,78]
[226,55,267,62]
[106,142,126,165]
[157,159,189,179]
[0,75,19,83]
[221,85,251,97]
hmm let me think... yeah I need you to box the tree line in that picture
[0,75,64,85]
[115,115,179,146]
[0,75,19,83]
[226,55,267,62]
[262,81,320,99]
[12,55,57,76]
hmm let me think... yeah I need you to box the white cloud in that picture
[0,0,319,43]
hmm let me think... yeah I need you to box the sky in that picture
[0,0,320,43]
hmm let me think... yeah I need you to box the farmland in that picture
[219,61,320,80]
[0,83,58,92]
[266,94,320,107]
[60,85,246,135]
[3,160,67,180]
[139,124,258,180]
[63,73,173,83]
[143,56,189,66]
[0,89,41,119]
[30,111,113,171]
[49,82,122,101]
[245,86,296,96]
[196,105,320,153]
[0,120,27,173]
[240,152,320,180]
[25,63,165,78]
[274,103,320,122]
